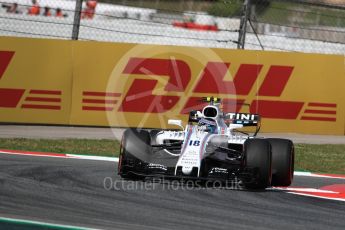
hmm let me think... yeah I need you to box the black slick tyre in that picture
[118,128,151,180]
[268,138,294,187]
[243,139,272,189]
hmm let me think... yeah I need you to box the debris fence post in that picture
[72,0,83,40]
[237,0,251,49]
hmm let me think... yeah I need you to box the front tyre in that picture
[118,129,151,180]
[243,139,272,189]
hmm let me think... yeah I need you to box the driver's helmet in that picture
[198,117,217,133]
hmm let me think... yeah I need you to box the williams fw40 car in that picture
[118,97,294,189]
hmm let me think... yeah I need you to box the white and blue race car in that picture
[118,97,294,189]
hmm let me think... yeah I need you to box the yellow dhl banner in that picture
[1,36,345,134]
[0,37,73,124]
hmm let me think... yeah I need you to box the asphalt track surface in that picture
[1,153,345,230]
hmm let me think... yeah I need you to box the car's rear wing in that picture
[225,112,261,136]
[225,113,260,127]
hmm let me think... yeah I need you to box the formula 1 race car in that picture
[118,97,294,189]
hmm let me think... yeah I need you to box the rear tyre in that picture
[243,139,272,189]
[268,138,294,187]
[118,128,151,180]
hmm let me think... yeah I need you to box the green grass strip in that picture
[295,144,345,175]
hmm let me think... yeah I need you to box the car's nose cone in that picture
[182,166,193,175]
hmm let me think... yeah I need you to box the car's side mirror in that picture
[168,119,184,130]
